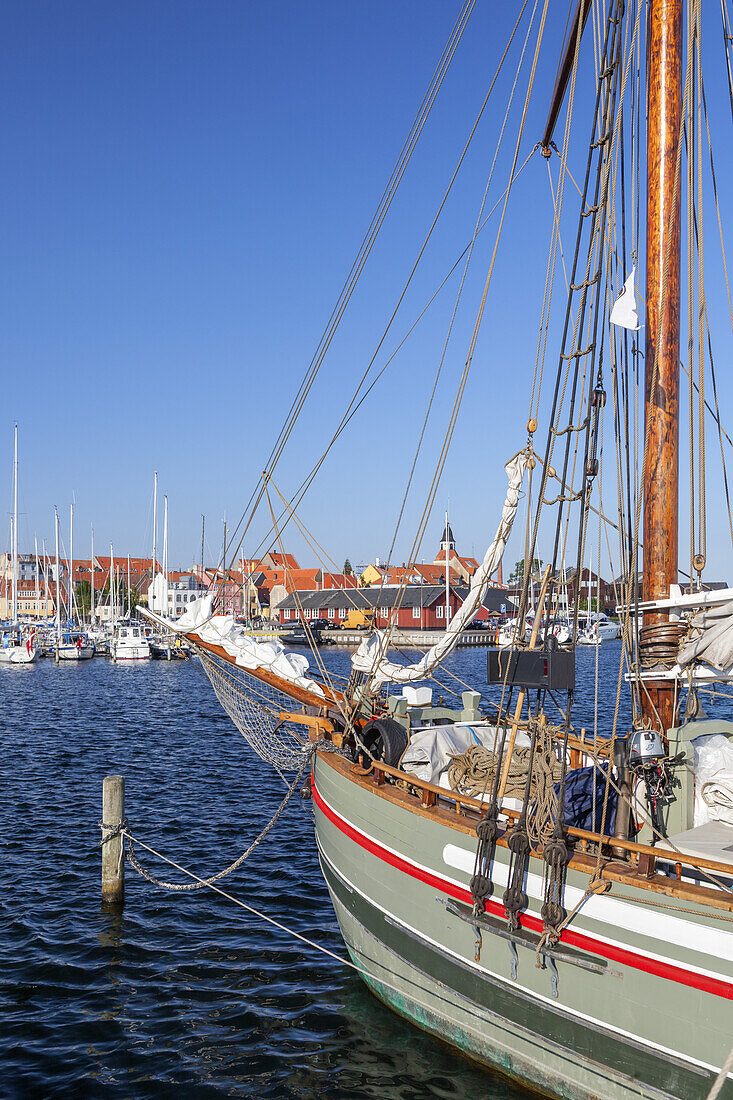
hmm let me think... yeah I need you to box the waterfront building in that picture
[0,577,56,620]
[276,584,514,630]
[0,552,38,584]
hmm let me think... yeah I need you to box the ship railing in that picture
[350,756,733,889]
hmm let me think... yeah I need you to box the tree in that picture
[343,559,354,576]
[75,579,92,617]
[99,576,142,616]
[508,558,544,585]
[579,596,600,612]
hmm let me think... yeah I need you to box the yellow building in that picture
[0,579,55,620]
[359,563,384,587]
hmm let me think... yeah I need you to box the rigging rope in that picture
[220,0,526,593]
[373,0,551,669]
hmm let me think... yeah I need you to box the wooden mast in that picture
[642,0,683,733]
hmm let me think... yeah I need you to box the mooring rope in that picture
[447,741,561,803]
[708,1041,733,1100]
[115,821,534,1042]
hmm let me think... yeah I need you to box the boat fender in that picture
[358,718,408,769]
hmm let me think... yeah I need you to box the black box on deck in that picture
[486,648,575,691]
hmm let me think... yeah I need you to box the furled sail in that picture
[609,265,639,331]
[161,595,325,696]
[677,600,733,673]
[353,450,529,689]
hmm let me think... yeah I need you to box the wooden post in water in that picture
[101,775,125,906]
[642,0,683,736]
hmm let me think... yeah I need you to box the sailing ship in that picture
[141,2,733,1096]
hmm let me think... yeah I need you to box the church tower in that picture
[439,520,455,557]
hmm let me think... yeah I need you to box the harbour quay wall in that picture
[320,628,493,648]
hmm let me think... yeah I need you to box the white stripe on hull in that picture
[314,779,733,1083]
[444,842,733,967]
[316,838,725,1080]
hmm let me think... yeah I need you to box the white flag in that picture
[610,265,639,330]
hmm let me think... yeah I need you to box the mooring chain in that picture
[120,741,349,893]
[98,818,128,845]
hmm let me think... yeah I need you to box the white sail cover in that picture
[149,572,168,614]
[168,595,324,696]
[353,450,528,689]
[677,600,733,674]
[609,266,639,331]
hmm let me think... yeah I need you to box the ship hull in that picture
[313,751,733,1100]
[57,644,95,660]
[0,645,38,664]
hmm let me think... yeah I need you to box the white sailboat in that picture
[55,501,94,660]
[111,535,151,661]
[0,426,37,665]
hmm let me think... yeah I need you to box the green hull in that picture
[313,753,733,1100]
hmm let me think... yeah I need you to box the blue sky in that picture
[3,2,733,583]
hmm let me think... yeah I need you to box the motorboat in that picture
[56,629,95,660]
[112,623,151,660]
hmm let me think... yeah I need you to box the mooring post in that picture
[101,774,125,906]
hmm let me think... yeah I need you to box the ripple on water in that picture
[0,647,648,1097]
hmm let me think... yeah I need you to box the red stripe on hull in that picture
[312,775,733,1000]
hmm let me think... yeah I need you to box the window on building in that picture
[328,607,335,619]
[338,608,346,618]
[283,608,291,619]
[412,606,420,619]
[381,606,390,618]
[436,605,444,618]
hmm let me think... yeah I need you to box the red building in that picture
[277,585,468,630]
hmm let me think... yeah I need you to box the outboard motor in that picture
[626,729,684,844]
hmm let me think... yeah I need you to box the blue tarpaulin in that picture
[560,765,617,833]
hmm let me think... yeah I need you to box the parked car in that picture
[309,618,331,631]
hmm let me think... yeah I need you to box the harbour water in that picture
[2,644,632,1098]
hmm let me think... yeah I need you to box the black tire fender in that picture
[358,717,409,769]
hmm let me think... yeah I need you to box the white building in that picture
[148,572,206,618]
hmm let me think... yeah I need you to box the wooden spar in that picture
[185,631,345,710]
[642,0,683,734]
[540,0,592,155]
[136,603,346,711]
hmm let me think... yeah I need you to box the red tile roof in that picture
[320,572,358,589]
[385,562,464,585]
[266,552,300,570]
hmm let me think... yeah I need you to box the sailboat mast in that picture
[163,495,169,617]
[54,509,60,642]
[110,544,116,629]
[642,0,683,733]
[152,470,158,575]
[444,509,450,625]
[69,502,74,625]
[42,540,47,619]
[34,535,39,621]
[90,526,95,624]
[12,424,18,623]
